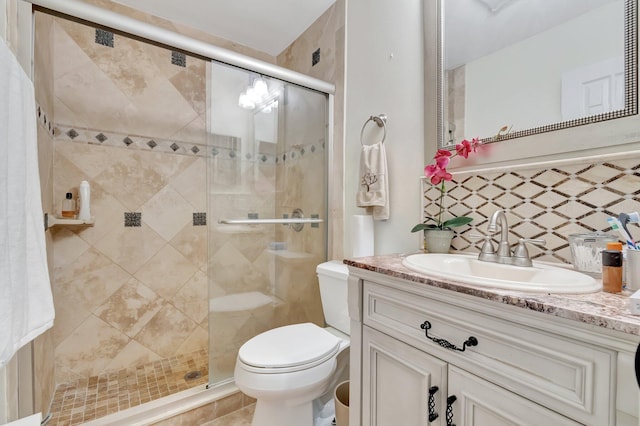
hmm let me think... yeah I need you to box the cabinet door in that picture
[447,366,581,426]
[363,326,448,426]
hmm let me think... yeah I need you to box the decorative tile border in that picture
[276,139,325,164]
[36,103,55,138]
[422,156,640,264]
[54,123,324,164]
[55,124,210,158]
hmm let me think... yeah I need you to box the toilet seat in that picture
[238,323,341,374]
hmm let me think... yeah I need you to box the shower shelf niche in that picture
[44,213,94,231]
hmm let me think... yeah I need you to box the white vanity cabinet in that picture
[347,266,640,426]
[362,326,580,425]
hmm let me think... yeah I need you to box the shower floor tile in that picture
[47,349,209,425]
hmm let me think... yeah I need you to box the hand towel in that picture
[0,40,54,367]
[356,142,389,220]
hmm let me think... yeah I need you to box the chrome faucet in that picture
[472,209,545,267]
[487,210,512,261]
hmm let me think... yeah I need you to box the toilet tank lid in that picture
[316,260,349,279]
[238,323,340,369]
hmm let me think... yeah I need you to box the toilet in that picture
[234,260,350,426]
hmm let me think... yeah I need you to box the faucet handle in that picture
[469,233,497,257]
[468,233,488,240]
[520,238,546,246]
[512,238,546,267]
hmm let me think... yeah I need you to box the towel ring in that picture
[360,114,387,145]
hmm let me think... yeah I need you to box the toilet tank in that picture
[316,260,350,335]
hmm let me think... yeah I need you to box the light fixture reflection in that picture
[238,77,272,110]
[238,92,255,109]
[253,78,269,99]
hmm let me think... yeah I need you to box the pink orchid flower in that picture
[428,166,452,185]
[455,140,472,158]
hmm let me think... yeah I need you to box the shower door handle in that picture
[220,208,322,231]
[219,208,322,227]
[218,218,323,225]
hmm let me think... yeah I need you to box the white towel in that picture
[356,142,389,220]
[0,40,54,367]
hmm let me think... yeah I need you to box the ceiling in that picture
[111,0,336,56]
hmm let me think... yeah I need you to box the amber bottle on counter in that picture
[602,241,623,293]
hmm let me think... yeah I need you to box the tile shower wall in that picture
[78,0,275,65]
[277,0,346,260]
[424,155,640,263]
[51,17,208,383]
[50,7,335,386]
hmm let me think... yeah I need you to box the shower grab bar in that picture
[219,218,323,225]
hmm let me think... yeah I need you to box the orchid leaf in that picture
[442,216,473,228]
[410,222,438,232]
[412,216,472,232]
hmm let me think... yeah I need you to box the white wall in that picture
[344,0,424,257]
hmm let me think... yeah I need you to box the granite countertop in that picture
[344,253,640,337]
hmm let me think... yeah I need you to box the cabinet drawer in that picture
[363,281,614,426]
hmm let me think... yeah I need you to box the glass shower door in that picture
[207,61,329,385]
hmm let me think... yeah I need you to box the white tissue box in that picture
[629,289,640,315]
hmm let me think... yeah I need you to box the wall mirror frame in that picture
[425,0,639,164]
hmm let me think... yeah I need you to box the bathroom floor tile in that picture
[200,404,255,426]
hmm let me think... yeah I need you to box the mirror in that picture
[437,0,638,149]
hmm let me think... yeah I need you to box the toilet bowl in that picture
[234,260,350,426]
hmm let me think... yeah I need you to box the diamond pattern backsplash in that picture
[425,156,640,264]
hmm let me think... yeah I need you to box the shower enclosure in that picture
[39,7,329,422]
[206,62,329,385]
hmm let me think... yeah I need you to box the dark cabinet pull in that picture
[446,395,457,426]
[419,321,478,352]
[428,386,439,422]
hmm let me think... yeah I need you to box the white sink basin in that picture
[402,254,601,294]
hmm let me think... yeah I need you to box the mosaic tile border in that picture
[422,155,640,264]
[276,139,325,164]
[55,124,210,158]
[36,103,55,138]
[54,123,325,164]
